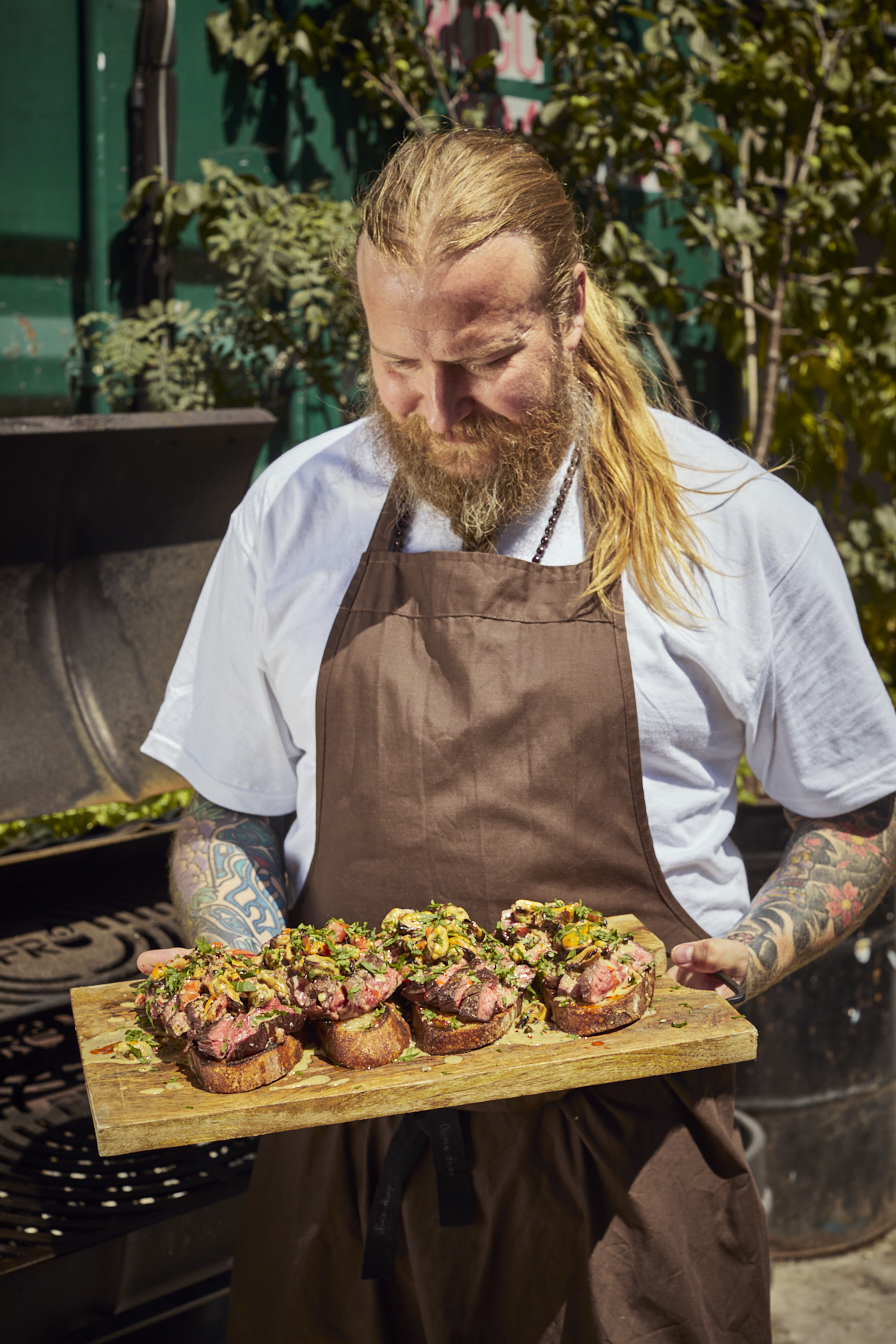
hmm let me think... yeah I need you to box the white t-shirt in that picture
[142,410,896,937]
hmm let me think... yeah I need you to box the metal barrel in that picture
[734,803,896,1256]
[735,1108,773,1221]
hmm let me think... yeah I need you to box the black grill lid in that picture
[0,410,275,822]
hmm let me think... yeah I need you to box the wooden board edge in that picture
[93,1017,758,1156]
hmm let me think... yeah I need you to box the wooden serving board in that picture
[71,917,757,1157]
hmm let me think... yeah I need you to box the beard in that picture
[368,356,593,553]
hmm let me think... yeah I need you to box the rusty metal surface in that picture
[0,410,275,820]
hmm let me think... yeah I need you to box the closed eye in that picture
[462,353,514,373]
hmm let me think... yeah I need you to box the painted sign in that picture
[426,2,545,134]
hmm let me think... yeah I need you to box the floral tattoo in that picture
[727,794,896,998]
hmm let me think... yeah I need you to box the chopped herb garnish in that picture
[162,965,188,997]
[125,1028,156,1045]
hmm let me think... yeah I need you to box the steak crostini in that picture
[138,939,306,1092]
[381,903,531,1054]
[497,900,657,1034]
[262,919,410,1068]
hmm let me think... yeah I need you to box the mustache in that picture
[389,408,531,469]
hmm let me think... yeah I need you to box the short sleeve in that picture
[141,517,301,816]
[747,515,896,815]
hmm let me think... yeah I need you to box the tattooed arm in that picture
[135,792,291,972]
[669,794,896,1002]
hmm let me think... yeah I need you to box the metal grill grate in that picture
[0,901,182,1020]
[0,1011,257,1271]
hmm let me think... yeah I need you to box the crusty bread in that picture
[315,1002,412,1069]
[544,965,655,1036]
[185,1033,304,1093]
[411,997,519,1055]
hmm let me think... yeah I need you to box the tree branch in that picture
[642,317,696,421]
[738,129,759,442]
[419,31,461,124]
[795,266,894,284]
[754,28,850,465]
[366,68,423,127]
[702,291,778,323]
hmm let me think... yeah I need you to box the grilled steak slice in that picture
[263,925,403,1023]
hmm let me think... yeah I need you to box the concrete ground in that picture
[771,1226,896,1342]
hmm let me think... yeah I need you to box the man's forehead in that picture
[357,231,546,307]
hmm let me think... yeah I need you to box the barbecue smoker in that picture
[0,410,273,1344]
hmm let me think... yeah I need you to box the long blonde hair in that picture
[358,130,703,618]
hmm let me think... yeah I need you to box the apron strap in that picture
[417,1108,475,1227]
[369,478,405,554]
[361,1108,474,1279]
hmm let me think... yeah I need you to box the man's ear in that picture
[564,265,587,352]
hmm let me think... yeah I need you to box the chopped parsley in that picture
[161,964,188,997]
[125,1028,156,1045]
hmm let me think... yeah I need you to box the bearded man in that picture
[139,131,896,1344]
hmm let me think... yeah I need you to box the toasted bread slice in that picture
[411,997,519,1055]
[545,965,655,1035]
[186,1033,303,1093]
[315,1002,411,1069]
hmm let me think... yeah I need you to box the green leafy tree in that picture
[212,0,896,694]
[74,161,361,414]
[527,0,896,460]
[77,1,896,694]
[205,0,499,130]
[524,0,896,691]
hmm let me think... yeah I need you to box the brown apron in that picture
[227,489,771,1344]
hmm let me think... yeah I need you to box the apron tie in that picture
[361,1108,474,1279]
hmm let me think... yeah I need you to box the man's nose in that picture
[420,365,471,436]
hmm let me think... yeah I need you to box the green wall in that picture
[0,1,83,411]
[0,0,373,416]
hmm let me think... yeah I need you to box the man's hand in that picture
[669,794,896,1003]
[667,938,750,997]
[136,947,191,976]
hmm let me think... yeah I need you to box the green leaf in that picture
[293,29,312,59]
[232,18,273,68]
[688,25,718,66]
[205,11,233,56]
[641,19,671,56]
[539,99,567,128]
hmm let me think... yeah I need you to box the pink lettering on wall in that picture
[427,1,544,133]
